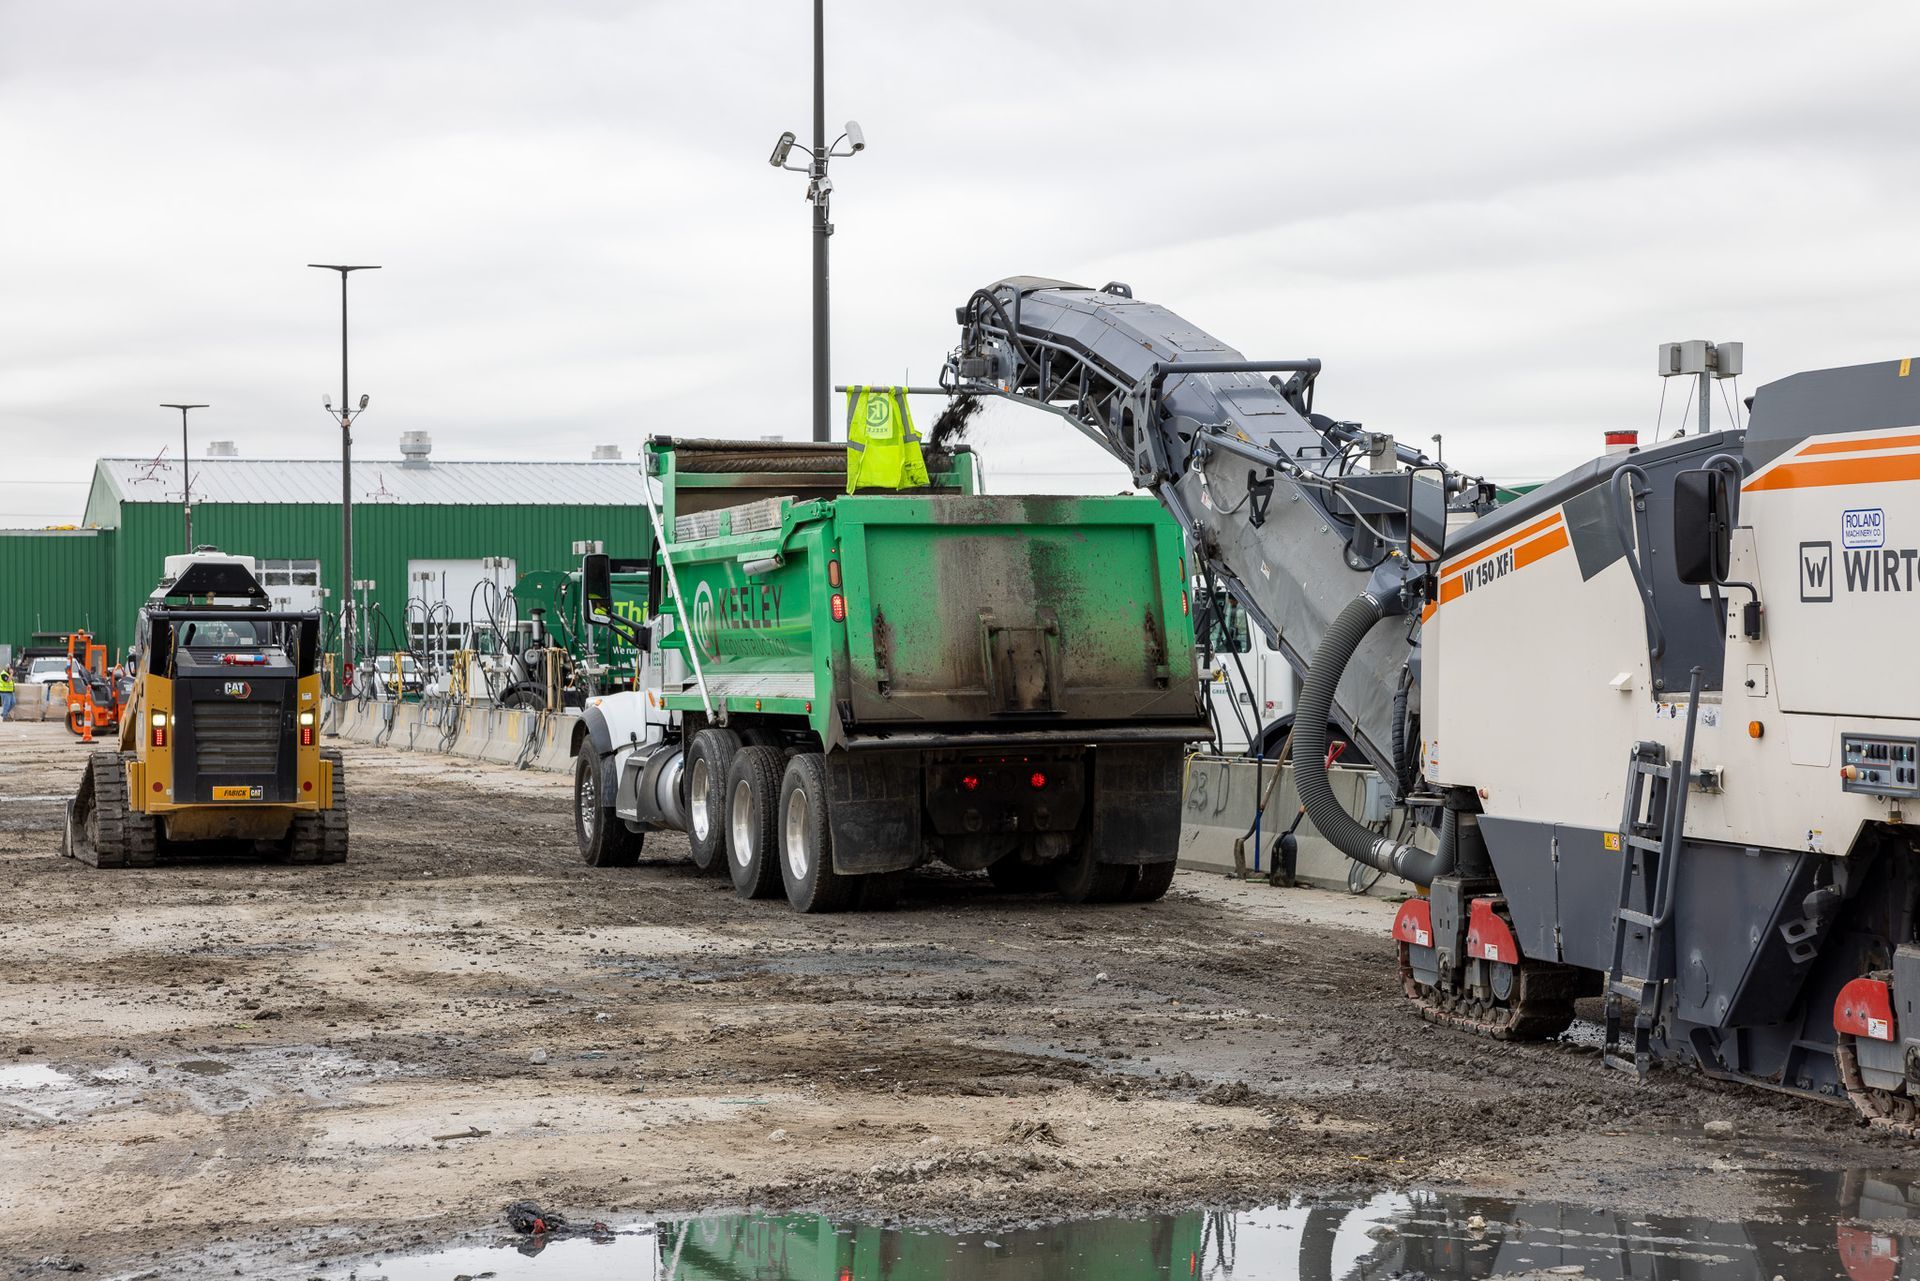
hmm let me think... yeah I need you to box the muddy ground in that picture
[0,721,1910,1277]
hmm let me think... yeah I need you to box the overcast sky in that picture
[3,0,1917,525]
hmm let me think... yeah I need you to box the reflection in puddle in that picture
[367,1167,1920,1280]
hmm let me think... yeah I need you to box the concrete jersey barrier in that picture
[319,696,581,775]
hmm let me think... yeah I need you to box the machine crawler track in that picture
[283,749,349,864]
[63,753,157,869]
[1398,942,1579,1042]
[1835,1036,1920,1136]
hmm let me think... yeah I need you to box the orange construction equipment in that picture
[63,631,120,742]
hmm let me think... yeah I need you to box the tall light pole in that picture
[160,403,209,552]
[308,263,380,689]
[770,0,865,442]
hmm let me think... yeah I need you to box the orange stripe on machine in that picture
[1744,451,1920,493]
[1798,431,1920,457]
[1435,514,1567,606]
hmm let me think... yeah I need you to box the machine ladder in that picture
[1603,670,1705,1077]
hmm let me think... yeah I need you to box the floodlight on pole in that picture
[308,262,381,696]
[768,0,867,443]
[160,403,209,553]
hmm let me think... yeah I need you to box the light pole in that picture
[160,403,209,552]
[308,263,380,689]
[770,0,865,442]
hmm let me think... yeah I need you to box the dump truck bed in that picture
[836,494,1199,732]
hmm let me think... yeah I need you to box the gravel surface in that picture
[0,721,1907,1277]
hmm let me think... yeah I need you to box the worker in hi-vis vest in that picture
[845,386,930,492]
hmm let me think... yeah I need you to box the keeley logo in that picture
[1800,542,1833,603]
[690,580,719,660]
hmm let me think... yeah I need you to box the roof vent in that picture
[399,431,432,468]
[206,440,238,457]
[591,444,623,460]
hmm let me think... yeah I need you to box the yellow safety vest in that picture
[0,670,12,693]
[845,386,930,493]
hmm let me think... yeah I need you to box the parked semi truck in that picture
[569,436,1209,911]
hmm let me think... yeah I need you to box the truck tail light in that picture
[1029,771,1047,789]
[831,593,846,622]
[827,559,842,588]
[1181,590,1189,616]
[961,773,980,791]
[150,711,167,749]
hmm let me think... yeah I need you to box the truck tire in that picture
[779,752,857,914]
[574,743,643,867]
[1124,859,1178,903]
[684,728,741,873]
[1054,840,1131,904]
[725,746,785,900]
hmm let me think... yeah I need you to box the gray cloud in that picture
[3,0,1915,524]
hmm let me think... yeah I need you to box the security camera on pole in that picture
[769,0,866,444]
[308,262,380,698]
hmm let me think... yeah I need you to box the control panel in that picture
[1841,734,1920,799]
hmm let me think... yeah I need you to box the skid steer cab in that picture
[63,553,347,867]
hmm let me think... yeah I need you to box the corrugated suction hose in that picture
[1293,592,1457,888]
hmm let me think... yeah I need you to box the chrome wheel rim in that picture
[785,786,811,882]
[730,778,754,868]
[577,761,597,836]
[689,758,712,842]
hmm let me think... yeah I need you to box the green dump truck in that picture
[570,437,1208,912]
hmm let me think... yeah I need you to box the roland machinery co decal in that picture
[1803,507,1920,602]
[222,680,253,698]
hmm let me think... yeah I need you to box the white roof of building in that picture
[84,456,649,525]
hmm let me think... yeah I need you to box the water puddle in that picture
[349,1168,1920,1280]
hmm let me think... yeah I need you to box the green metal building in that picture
[0,439,653,662]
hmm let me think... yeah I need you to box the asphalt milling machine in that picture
[942,276,1920,1132]
[64,551,347,867]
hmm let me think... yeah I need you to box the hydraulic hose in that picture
[1294,591,1458,888]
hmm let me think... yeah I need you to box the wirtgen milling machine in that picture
[64,552,347,867]
[946,277,1920,1131]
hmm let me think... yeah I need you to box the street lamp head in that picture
[323,393,333,410]
[769,131,797,168]
[844,120,865,153]
[358,394,370,411]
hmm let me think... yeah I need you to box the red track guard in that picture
[1392,898,1433,949]
[1836,1222,1899,1281]
[1465,898,1518,964]
[1835,977,1896,1043]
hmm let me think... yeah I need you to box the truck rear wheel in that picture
[684,729,740,873]
[725,746,785,900]
[574,744,643,867]
[1123,859,1178,903]
[779,752,857,914]
[1055,840,1131,904]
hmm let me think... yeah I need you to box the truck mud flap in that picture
[824,750,922,875]
[1089,744,1185,866]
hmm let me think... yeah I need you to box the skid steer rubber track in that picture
[285,749,349,864]
[64,752,157,869]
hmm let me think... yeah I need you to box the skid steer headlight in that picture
[298,709,316,746]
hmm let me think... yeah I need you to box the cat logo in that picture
[223,680,253,698]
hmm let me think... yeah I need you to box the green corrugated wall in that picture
[0,529,118,656]
[112,501,652,654]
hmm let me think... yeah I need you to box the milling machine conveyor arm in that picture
[943,276,1482,778]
